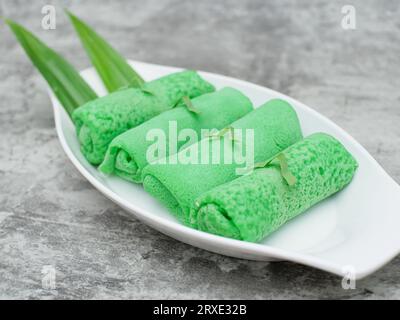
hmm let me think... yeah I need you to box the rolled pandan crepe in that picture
[99,87,253,183]
[142,99,303,225]
[192,133,358,242]
[72,70,215,165]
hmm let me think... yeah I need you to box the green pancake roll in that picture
[72,70,215,165]
[99,87,253,183]
[142,99,303,226]
[192,133,358,242]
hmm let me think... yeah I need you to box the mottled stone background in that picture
[0,0,399,299]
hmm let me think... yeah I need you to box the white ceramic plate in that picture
[50,60,400,279]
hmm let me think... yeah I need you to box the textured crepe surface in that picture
[192,133,358,242]
[142,99,303,225]
[72,70,215,165]
[99,87,253,183]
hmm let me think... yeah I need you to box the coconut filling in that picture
[142,174,188,224]
[77,124,108,165]
[196,203,242,240]
[114,149,139,182]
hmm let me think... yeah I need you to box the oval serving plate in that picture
[50,60,400,279]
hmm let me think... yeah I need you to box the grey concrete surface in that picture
[0,0,399,299]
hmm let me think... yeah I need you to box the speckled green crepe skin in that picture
[142,99,303,225]
[192,133,358,242]
[99,88,253,183]
[72,71,215,165]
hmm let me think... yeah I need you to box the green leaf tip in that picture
[66,10,145,92]
[4,18,20,29]
[5,18,97,118]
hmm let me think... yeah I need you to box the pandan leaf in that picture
[276,153,297,186]
[206,126,240,146]
[5,19,98,117]
[254,153,297,186]
[172,96,201,114]
[66,10,144,92]
[182,96,201,114]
